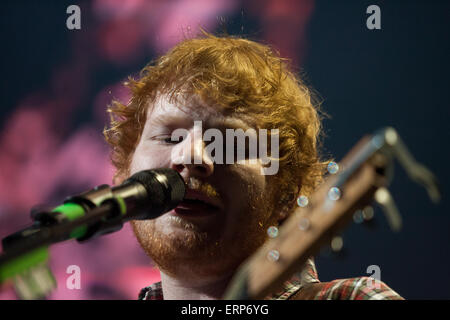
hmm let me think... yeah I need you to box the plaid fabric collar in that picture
[138,258,319,300]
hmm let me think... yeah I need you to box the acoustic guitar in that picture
[224,127,440,300]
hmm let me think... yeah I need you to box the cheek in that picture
[217,165,273,246]
[130,142,172,174]
[234,159,266,185]
[234,162,266,195]
[220,164,267,216]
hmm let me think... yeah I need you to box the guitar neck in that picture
[224,136,388,300]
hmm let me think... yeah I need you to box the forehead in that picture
[149,92,222,120]
[146,92,253,129]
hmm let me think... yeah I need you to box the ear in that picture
[275,194,297,225]
[276,208,289,225]
[277,200,299,225]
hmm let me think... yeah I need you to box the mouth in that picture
[171,189,223,218]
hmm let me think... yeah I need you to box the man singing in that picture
[104,32,403,300]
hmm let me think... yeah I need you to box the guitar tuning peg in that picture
[320,235,347,259]
[331,235,344,252]
[296,195,309,207]
[362,206,374,221]
[374,187,402,232]
[353,210,364,224]
[353,206,376,229]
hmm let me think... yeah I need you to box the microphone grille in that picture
[127,168,185,213]
[152,168,186,204]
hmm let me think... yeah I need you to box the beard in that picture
[130,176,281,280]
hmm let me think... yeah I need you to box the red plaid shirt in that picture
[138,259,404,300]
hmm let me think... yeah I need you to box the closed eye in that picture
[152,135,185,145]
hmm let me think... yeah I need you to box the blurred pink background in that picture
[0,0,314,299]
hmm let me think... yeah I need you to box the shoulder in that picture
[291,276,404,300]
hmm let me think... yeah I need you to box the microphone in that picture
[61,167,186,222]
[2,168,186,250]
[0,168,185,289]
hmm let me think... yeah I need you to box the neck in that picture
[160,271,234,300]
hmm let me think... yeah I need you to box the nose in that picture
[170,129,214,181]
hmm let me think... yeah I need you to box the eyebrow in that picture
[149,113,253,132]
[148,114,192,128]
[208,117,252,131]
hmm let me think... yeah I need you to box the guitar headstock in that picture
[224,127,440,300]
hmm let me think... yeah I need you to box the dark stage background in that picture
[0,0,448,299]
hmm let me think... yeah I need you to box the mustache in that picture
[186,177,220,199]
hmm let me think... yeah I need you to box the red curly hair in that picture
[104,32,328,212]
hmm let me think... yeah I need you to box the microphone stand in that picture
[0,199,122,276]
[1,168,185,299]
